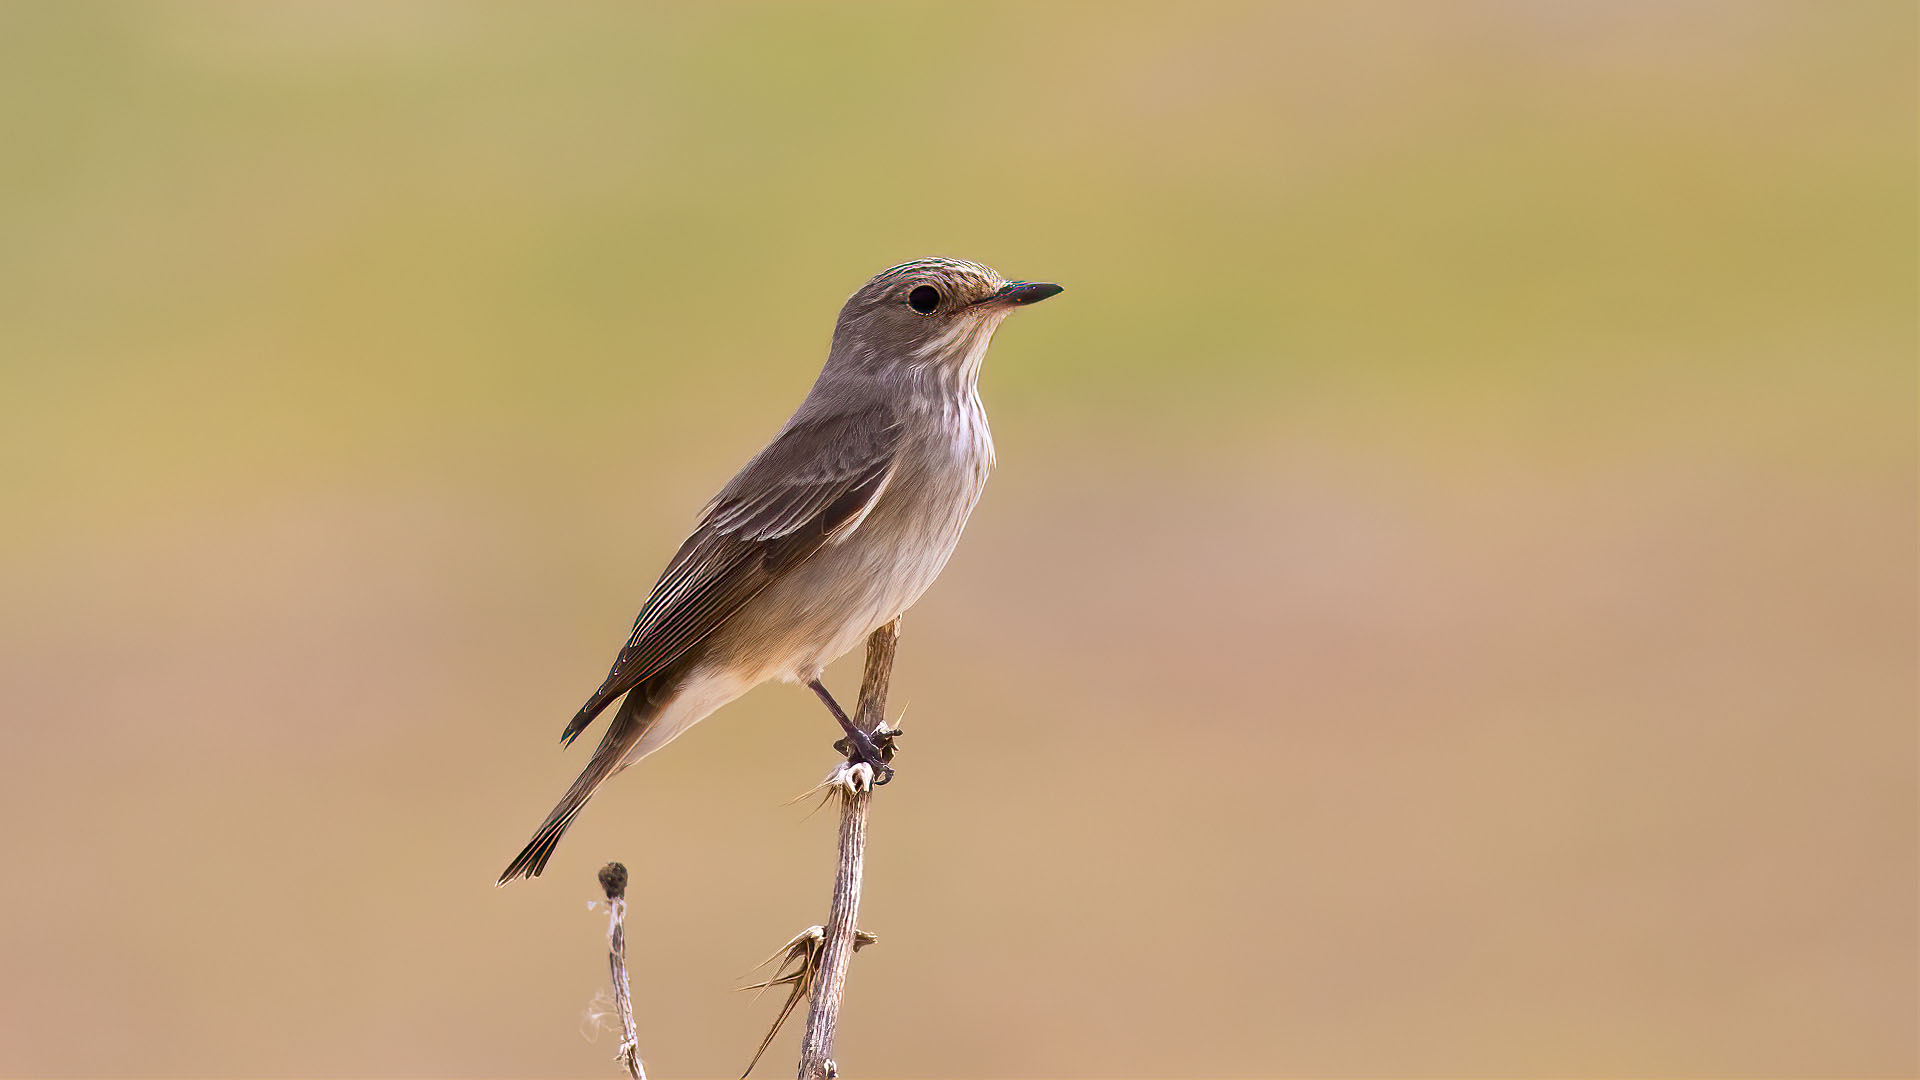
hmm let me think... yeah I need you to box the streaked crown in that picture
[825,257,1061,385]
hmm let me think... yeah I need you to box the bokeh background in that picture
[1,2,1913,1076]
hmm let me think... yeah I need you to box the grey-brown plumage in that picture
[499,258,1060,884]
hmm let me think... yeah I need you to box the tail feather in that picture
[498,693,650,886]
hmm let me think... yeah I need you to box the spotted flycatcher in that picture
[499,257,1061,883]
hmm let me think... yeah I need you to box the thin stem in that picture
[599,862,646,1080]
[796,619,898,1079]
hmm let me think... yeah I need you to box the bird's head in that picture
[826,257,1061,386]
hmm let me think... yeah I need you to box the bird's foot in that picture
[848,734,895,786]
[831,726,900,786]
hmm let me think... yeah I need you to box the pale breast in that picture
[877,392,994,615]
[740,393,993,682]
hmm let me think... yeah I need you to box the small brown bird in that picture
[499,257,1060,884]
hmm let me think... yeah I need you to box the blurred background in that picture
[0,2,1913,1076]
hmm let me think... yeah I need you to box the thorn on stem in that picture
[738,927,876,1077]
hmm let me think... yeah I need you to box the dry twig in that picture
[582,621,901,1078]
[598,862,646,1080]
[768,619,898,1080]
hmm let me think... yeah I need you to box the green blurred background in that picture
[0,2,1913,1076]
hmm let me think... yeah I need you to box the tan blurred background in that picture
[0,2,1913,1076]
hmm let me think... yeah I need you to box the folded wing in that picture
[559,403,903,745]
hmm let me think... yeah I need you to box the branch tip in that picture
[599,861,628,901]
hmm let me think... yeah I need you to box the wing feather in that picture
[559,404,901,745]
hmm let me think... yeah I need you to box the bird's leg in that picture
[807,679,895,785]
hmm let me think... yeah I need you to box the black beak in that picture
[989,280,1064,306]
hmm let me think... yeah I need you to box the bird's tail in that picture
[497,689,654,885]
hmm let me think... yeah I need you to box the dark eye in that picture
[906,285,940,314]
